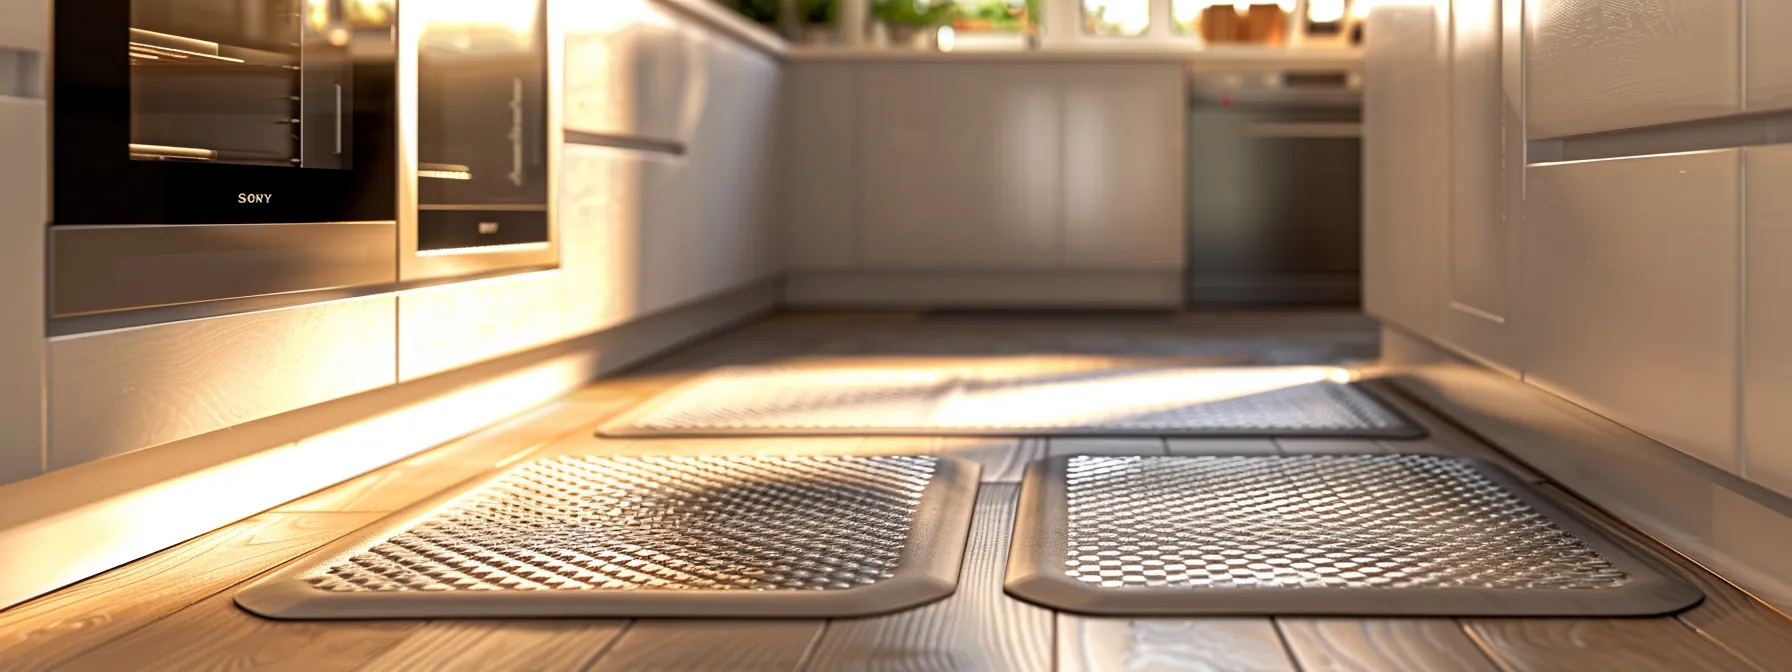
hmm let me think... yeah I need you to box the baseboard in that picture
[783,270,1184,308]
[1184,273,1361,306]
[1376,329,1792,613]
[0,278,779,611]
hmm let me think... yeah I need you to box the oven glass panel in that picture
[415,0,548,207]
[129,0,382,168]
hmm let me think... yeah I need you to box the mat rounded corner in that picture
[233,577,331,621]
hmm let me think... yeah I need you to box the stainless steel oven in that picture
[50,0,400,318]
[1184,67,1364,307]
[398,0,555,282]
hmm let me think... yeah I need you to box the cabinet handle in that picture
[333,82,343,154]
[508,77,524,187]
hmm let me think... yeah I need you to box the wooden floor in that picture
[4,310,1791,672]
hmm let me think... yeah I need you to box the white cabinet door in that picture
[0,96,43,486]
[1744,145,1792,494]
[684,34,781,300]
[1430,0,1525,373]
[1060,65,1185,270]
[857,65,1062,271]
[1447,0,1504,322]
[1748,0,1792,112]
[1363,2,1450,337]
[781,64,860,270]
[561,0,701,143]
[1527,0,1740,138]
[1523,150,1741,472]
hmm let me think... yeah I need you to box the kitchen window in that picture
[1082,0,1149,36]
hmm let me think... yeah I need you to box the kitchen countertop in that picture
[786,44,1363,67]
[649,0,1362,68]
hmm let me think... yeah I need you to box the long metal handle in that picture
[334,82,343,154]
[508,77,524,187]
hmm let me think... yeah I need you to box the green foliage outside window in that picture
[871,0,958,27]
[952,0,1037,31]
[723,0,1037,32]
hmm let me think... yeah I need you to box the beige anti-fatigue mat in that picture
[599,363,1423,439]
[235,454,980,619]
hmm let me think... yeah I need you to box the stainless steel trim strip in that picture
[418,204,549,212]
[51,222,397,318]
[562,129,687,156]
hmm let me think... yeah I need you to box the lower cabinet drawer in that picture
[1522,150,1742,471]
[48,296,398,469]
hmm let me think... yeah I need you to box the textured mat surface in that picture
[236,455,979,619]
[600,365,1423,438]
[1005,455,1702,616]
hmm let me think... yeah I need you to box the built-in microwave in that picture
[49,0,400,318]
[399,0,556,282]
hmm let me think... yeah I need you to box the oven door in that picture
[398,0,556,282]
[49,0,400,320]
[54,0,398,225]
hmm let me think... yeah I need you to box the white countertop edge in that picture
[785,45,1364,67]
[651,0,792,57]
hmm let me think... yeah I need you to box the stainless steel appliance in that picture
[399,0,556,282]
[50,0,401,318]
[1184,67,1363,306]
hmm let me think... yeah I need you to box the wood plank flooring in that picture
[3,310,1787,672]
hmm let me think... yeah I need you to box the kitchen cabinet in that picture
[1446,0,1504,323]
[1748,0,1792,112]
[0,96,44,486]
[1744,145,1792,493]
[798,63,1185,278]
[1060,65,1185,270]
[1526,0,1739,138]
[1428,0,1524,373]
[683,34,781,300]
[1522,150,1741,472]
[857,65,1063,271]
[401,20,781,380]
[634,31,780,317]
[781,64,859,270]
[0,0,45,486]
[1362,1,1449,338]
[561,0,701,145]
[49,296,398,469]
